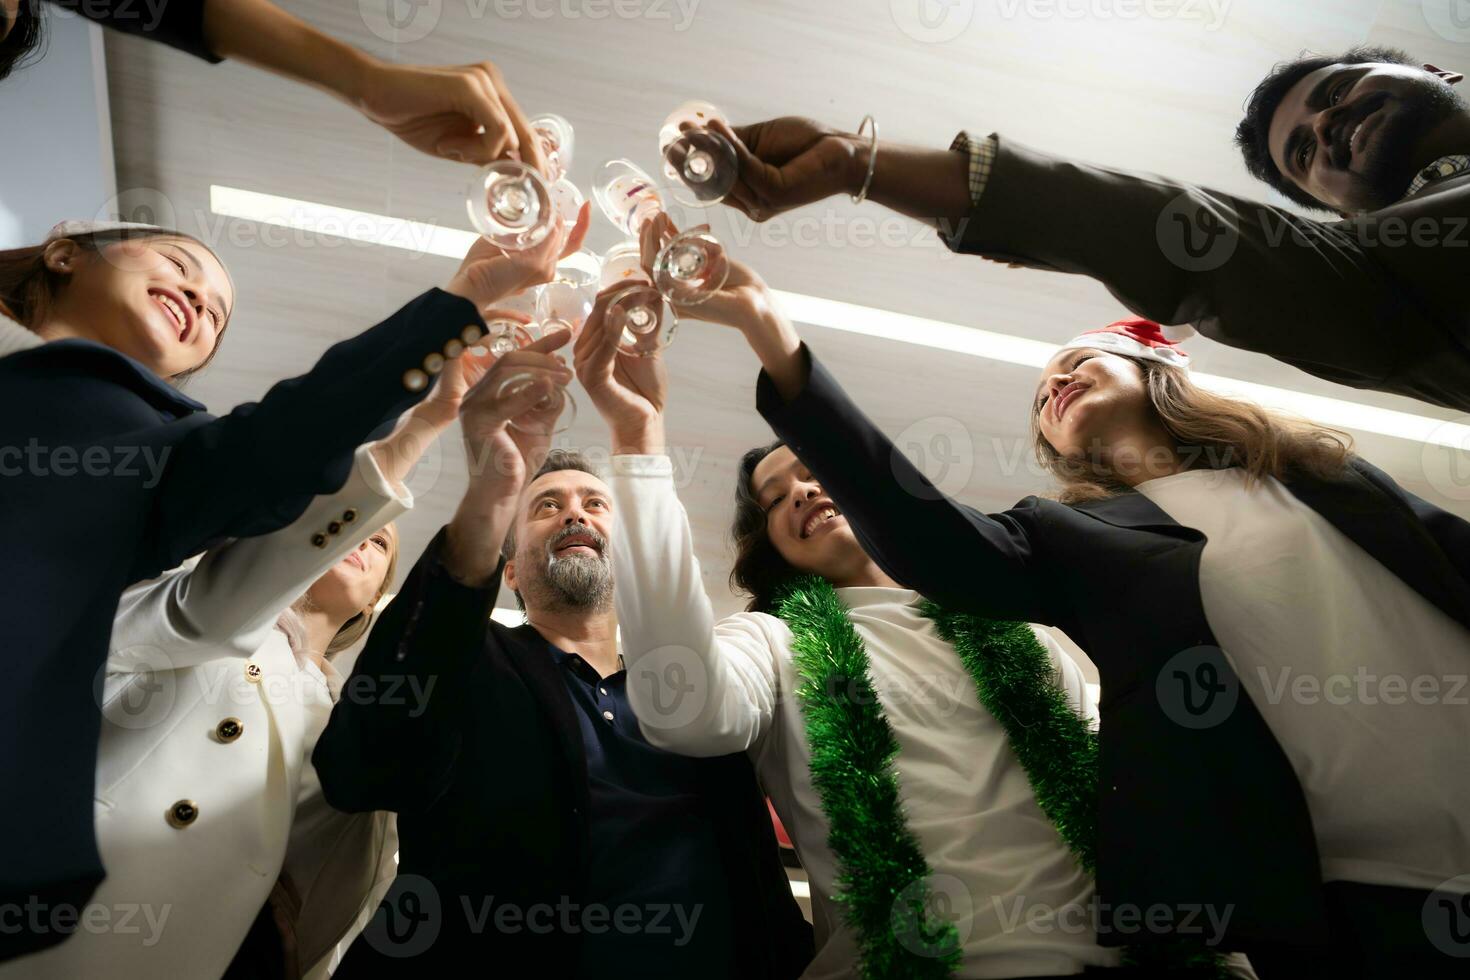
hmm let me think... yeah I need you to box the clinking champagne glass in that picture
[603,282,676,358]
[530,113,575,182]
[481,287,543,357]
[466,160,555,251]
[658,100,738,207]
[593,159,727,355]
[496,369,576,437]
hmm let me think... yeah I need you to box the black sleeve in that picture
[1355,458,1470,609]
[135,287,484,576]
[946,136,1463,406]
[45,0,222,63]
[313,527,501,814]
[756,344,1056,625]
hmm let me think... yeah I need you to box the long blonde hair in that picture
[277,523,401,662]
[1031,355,1355,503]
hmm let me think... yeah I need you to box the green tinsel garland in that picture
[778,576,1233,979]
[778,579,963,980]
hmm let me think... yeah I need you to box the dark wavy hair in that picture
[0,0,46,82]
[729,439,801,614]
[1234,45,1417,211]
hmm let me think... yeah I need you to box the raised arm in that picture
[573,287,781,756]
[720,118,1464,407]
[108,354,492,671]
[608,455,781,757]
[314,330,575,811]
[625,220,1056,624]
[133,217,585,579]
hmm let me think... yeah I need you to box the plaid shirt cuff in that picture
[950,131,997,207]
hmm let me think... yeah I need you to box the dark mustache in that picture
[548,525,608,555]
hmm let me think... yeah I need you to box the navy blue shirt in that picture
[550,647,734,979]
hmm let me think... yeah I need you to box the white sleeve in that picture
[1030,624,1101,729]
[109,445,413,672]
[610,454,779,757]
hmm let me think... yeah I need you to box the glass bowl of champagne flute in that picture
[530,113,575,182]
[658,100,738,207]
[466,160,557,251]
[480,287,543,357]
[592,159,726,355]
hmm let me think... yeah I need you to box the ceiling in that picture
[101,0,1470,670]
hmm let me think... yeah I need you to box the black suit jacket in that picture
[759,348,1470,951]
[313,529,813,978]
[950,136,1470,411]
[0,288,482,963]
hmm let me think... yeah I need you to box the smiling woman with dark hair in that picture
[0,216,579,963]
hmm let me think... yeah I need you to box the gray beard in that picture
[524,551,613,612]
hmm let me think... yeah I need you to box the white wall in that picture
[0,10,115,246]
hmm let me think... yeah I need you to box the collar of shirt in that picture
[1404,154,1470,199]
[0,310,43,359]
[550,645,626,681]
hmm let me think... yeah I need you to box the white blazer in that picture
[4,446,409,980]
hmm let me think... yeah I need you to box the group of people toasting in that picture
[1,0,1468,975]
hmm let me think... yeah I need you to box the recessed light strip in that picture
[209,185,1470,450]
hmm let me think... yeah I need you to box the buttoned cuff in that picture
[949,131,998,207]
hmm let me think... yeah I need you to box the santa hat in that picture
[1057,316,1190,369]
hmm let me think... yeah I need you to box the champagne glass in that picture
[593,159,665,238]
[598,240,650,290]
[536,277,598,340]
[496,371,576,437]
[651,229,725,305]
[658,101,738,207]
[466,160,555,251]
[481,287,543,356]
[593,159,729,336]
[549,177,585,228]
[530,113,575,182]
[604,281,677,358]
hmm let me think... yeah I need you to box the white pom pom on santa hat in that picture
[1057,316,1190,369]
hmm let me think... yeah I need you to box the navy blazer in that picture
[314,529,814,979]
[0,288,483,962]
[758,347,1470,952]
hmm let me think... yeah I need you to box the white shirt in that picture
[611,455,1120,979]
[1136,467,1470,891]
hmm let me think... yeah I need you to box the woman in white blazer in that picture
[3,353,490,980]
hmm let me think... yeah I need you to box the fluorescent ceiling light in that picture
[210,185,1470,449]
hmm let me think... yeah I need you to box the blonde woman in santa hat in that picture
[603,217,1470,978]
[0,214,586,962]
